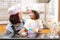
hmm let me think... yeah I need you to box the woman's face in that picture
[29,10,35,19]
[18,12,23,19]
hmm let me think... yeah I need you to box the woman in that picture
[18,10,43,38]
[5,5,25,38]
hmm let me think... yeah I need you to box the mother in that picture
[5,4,25,38]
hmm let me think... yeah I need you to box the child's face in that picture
[29,10,35,19]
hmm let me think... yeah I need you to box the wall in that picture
[46,0,58,24]
[0,0,58,23]
[55,0,58,23]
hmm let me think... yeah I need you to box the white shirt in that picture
[24,19,43,33]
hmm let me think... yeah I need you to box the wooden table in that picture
[39,28,51,39]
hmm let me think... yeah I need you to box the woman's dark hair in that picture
[31,10,39,19]
[9,13,21,24]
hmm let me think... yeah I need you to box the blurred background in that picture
[0,0,60,39]
[0,0,55,21]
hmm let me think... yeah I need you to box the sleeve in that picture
[5,21,14,33]
[6,21,12,30]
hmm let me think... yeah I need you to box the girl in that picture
[18,10,43,38]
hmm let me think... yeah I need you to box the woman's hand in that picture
[18,28,28,37]
[18,28,25,34]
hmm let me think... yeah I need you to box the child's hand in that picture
[32,27,39,32]
[38,28,41,33]
[32,28,36,32]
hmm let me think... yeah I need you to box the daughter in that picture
[18,10,43,38]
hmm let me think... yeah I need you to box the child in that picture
[18,10,43,38]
